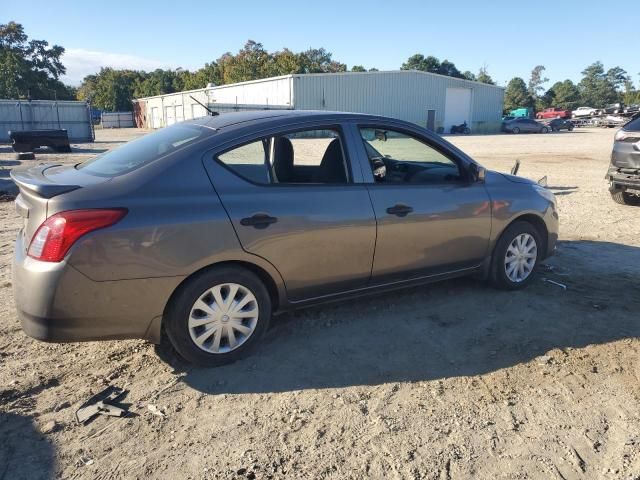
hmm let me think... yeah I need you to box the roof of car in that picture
[188,109,396,130]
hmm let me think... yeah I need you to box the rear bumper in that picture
[12,232,182,344]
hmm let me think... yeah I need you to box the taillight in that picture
[28,209,127,262]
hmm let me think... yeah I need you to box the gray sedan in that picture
[12,111,558,366]
[502,117,550,134]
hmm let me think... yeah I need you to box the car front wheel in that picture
[491,221,542,290]
[165,266,272,366]
[511,127,520,134]
[610,186,640,206]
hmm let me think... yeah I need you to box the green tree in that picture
[548,80,581,110]
[476,66,495,85]
[504,77,533,112]
[438,59,463,78]
[0,21,73,99]
[528,65,548,97]
[78,68,143,111]
[401,54,440,73]
[462,71,477,81]
[578,62,619,107]
[297,48,346,73]
[351,65,366,72]
[270,48,303,75]
[622,77,640,105]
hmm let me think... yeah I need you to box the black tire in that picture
[15,152,35,160]
[490,221,543,290]
[541,126,550,133]
[512,127,520,134]
[568,125,574,131]
[463,127,471,134]
[610,187,640,206]
[164,266,272,367]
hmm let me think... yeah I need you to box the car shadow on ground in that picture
[160,240,640,395]
[0,413,56,480]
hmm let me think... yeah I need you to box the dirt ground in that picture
[1,127,639,480]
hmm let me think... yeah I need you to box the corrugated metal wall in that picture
[101,112,134,128]
[137,78,293,129]
[0,100,94,142]
[135,71,504,133]
[292,71,504,133]
[209,76,292,106]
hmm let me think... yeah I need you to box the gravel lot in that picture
[1,126,639,480]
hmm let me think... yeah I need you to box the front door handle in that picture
[386,204,413,217]
[240,213,278,229]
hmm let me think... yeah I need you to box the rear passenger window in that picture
[216,128,349,185]
[217,140,269,184]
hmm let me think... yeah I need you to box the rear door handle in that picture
[240,213,278,229]
[386,204,413,217]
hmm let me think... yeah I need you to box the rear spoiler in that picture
[10,164,81,199]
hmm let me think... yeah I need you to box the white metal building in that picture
[134,70,505,133]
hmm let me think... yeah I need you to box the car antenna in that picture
[190,96,219,116]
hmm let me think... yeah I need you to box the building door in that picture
[165,106,176,126]
[444,88,472,132]
[426,109,436,131]
[151,107,162,129]
[175,105,184,123]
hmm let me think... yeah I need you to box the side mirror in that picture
[469,163,486,183]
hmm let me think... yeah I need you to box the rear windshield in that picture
[77,124,206,176]
[624,116,640,131]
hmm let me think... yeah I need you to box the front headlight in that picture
[533,184,556,204]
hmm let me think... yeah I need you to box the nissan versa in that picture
[12,111,558,366]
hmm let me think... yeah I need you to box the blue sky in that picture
[5,1,638,87]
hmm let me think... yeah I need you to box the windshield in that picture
[77,124,206,176]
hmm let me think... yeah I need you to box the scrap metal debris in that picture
[147,404,167,418]
[75,386,128,424]
[542,278,567,290]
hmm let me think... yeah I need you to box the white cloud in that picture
[61,48,175,85]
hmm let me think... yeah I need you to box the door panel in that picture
[353,123,491,283]
[214,179,376,300]
[367,184,491,282]
[206,126,376,302]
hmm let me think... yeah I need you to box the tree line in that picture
[504,63,640,113]
[2,21,639,113]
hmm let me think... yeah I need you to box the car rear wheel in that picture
[541,126,550,133]
[511,127,520,134]
[610,187,640,206]
[165,266,272,366]
[490,221,542,290]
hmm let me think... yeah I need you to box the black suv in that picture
[607,115,640,205]
[602,103,624,115]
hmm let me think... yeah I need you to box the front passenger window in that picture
[359,128,462,184]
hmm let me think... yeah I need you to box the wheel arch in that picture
[495,213,549,258]
[153,260,284,344]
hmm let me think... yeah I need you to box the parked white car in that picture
[572,106,599,118]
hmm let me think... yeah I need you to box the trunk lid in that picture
[10,164,110,246]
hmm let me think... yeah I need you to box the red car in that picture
[536,108,571,119]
